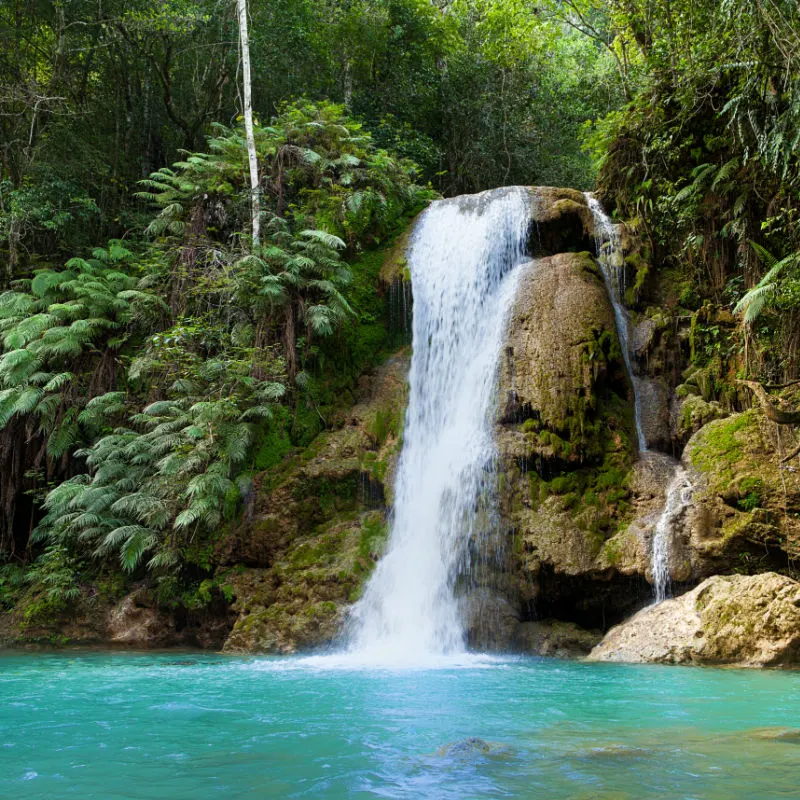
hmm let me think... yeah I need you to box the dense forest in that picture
[2,0,799,637]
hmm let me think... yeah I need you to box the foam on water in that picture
[345,187,531,663]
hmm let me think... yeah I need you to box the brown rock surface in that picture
[588,573,800,666]
[498,252,623,438]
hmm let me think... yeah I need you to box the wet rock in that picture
[461,588,520,650]
[636,377,671,452]
[107,591,163,645]
[435,738,511,758]
[498,252,625,443]
[631,318,658,357]
[748,728,800,742]
[670,393,727,448]
[529,187,595,255]
[219,353,408,654]
[588,573,800,667]
[514,619,602,658]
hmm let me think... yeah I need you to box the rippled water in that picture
[2,652,799,799]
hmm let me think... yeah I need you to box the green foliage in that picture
[11,101,427,581]
[36,372,284,574]
[20,546,82,626]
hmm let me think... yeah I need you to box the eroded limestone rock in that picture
[684,409,800,576]
[514,619,602,658]
[588,573,800,667]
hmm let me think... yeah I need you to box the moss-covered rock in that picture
[496,250,644,629]
[498,252,629,452]
[671,392,727,447]
[684,409,800,576]
[217,352,409,653]
[222,512,388,654]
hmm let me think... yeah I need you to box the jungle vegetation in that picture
[2,0,799,619]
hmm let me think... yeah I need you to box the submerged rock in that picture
[435,738,512,759]
[587,573,800,667]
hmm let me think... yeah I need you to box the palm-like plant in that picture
[0,242,161,455]
[734,243,800,325]
[36,370,285,574]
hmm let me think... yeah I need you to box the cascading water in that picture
[585,194,693,603]
[585,194,647,453]
[652,466,693,602]
[346,187,531,662]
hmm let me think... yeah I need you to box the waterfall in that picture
[585,194,695,604]
[585,194,647,453]
[652,466,693,602]
[346,187,531,661]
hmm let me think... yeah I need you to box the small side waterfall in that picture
[346,187,531,661]
[586,194,647,453]
[585,194,693,603]
[652,466,693,602]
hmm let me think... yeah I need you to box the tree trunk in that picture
[236,0,260,249]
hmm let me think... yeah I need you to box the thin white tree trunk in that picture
[237,0,260,248]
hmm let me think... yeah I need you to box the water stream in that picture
[347,187,531,662]
[585,194,693,602]
[652,465,694,602]
[585,193,647,453]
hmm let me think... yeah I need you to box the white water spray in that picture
[586,194,647,453]
[347,187,530,662]
[652,466,693,602]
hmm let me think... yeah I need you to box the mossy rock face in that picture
[217,351,408,567]
[684,410,800,576]
[217,352,408,653]
[498,252,630,453]
[223,511,389,654]
[671,392,727,447]
[378,224,414,285]
[496,250,641,628]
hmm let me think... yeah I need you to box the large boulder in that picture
[498,251,628,446]
[683,409,800,576]
[496,252,644,629]
[587,573,800,667]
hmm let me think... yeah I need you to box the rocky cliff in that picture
[8,185,799,666]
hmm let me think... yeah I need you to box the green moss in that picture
[691,411,754,475]
[357,513,388,562]
[737,477,764,511]
[602,537,624,566]
[289,531,347,569]
[253,406,293,472]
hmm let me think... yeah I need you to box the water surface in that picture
[2,652,799,799]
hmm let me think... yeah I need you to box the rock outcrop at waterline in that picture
[587,573,800,667]
[218,352,409,654]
